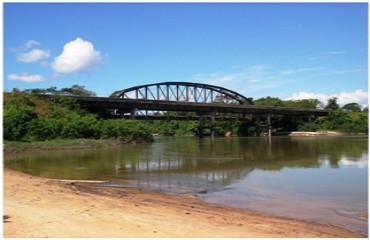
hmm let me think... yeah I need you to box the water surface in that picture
[5,136,368,235]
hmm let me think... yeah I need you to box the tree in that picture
[60,85,97,96]
[325,97,339,111]
[24,85,97,97]
[326,109,351,130]
[3,89,153,142]
[3,105,37,141]
[283,99,322,109]
[254,97,284,106]
[342,103,362,112]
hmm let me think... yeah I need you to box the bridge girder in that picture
[110,81,253,105]
[73,97,328,116]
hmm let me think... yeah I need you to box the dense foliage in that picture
[298,97,368,133]
[3,87,368,143]
[4,88,153,142]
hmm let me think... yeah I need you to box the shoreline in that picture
[4,168,366,238]
[4,132,362,154]
[3,138,139,154]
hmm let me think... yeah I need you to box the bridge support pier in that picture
[130,108,138,119]
[267,114,272,137]
[308,114,314,122]
[210,112,216,141]
[198,115,205,138]
[198,112,216,139]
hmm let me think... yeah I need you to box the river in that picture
[4,136,368,235]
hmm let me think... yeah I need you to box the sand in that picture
[3,168,365,238]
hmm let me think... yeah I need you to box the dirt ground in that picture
[3,168,365,238]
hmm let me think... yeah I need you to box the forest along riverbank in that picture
[4,168,365,238]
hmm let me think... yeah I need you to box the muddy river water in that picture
[5,136,368,235]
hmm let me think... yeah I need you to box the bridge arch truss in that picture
[110,82,253,105]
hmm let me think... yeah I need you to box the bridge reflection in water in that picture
[5,137,367,192]
[113,146,255,194]
[96,136,367,194]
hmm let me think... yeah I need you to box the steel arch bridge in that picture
[110,82,253,105]
[35,81,329,138]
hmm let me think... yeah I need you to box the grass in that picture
[3,138,125,154]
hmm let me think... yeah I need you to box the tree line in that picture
[3,85,368,142]
[4,86,153,142]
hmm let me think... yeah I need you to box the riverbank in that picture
[3,131,353,154]
[3,138,134,154]
[273,130,346,136]
[4,168,365,238]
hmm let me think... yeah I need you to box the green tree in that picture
[26,118,64,141]
[325,97,339,111]
[342,103,362,112]
[3,88,154,142]
[283,99,322,109]
[254,96,284,106]
[327,109,352,130]
[60,85,97,97]
[4,105,37,141]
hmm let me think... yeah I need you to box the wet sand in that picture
[3,168,365,238]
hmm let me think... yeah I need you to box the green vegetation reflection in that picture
[5,137,368,182]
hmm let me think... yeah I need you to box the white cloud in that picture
[279,67,321,76]
[189,64,286,94]
[310,51,346,58]
[16,48,51,63]
[7,73,45,83]
[286,89,368,107]
[51,38,102,74]
[335,89,368,106]
[25,40,40,49]
[325,68,366,75]
[292,51,346,63]
[11,40,50,63]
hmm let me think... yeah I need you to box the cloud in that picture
[310,51,346,58]
[25,40,40,49]
[335,89,368,106]
[12,40,51,63]
[292,51,346,63]
[324,68,366,75]
[189,64,286,95]
[286,89,368,107]
[279,67,322,76]
[186,63,367,106]
[16,49,51,63]
[7,73,45,83]
[51,38,102,74]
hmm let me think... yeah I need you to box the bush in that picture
[298,122,319,132]
[3,105,37,141]
[26,118,64,141]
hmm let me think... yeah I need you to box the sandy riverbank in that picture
[3,168,365,238]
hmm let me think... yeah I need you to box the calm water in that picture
[4,136,368,235]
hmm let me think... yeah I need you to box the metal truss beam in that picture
[110,82,253,105]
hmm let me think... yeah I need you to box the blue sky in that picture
[3,2,368,106]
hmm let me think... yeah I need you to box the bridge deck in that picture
[72,96,328,116]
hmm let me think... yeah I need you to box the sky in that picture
[3,2,369,107]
